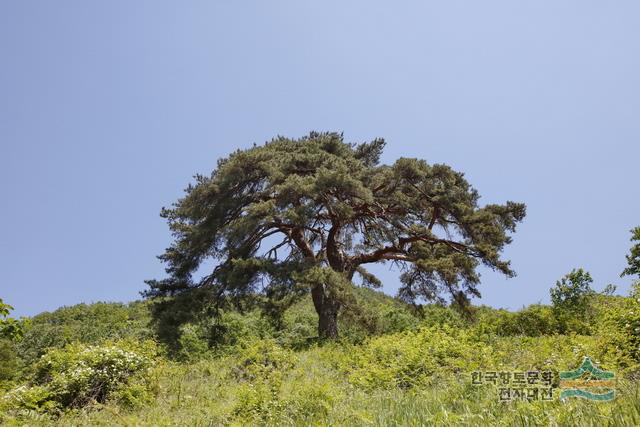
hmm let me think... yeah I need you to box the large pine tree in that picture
[145,132,526,339]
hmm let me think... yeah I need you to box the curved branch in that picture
[351,234,477,266]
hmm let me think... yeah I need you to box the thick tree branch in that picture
[326,223,345,270]
[290,227,315,259]
[428,206,439,230]
[351,234,477,266]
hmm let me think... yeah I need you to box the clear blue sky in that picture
[1,1,638,317]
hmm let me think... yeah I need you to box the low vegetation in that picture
[1,274,640,426]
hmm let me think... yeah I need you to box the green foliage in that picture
[474,304,560,337]
[273,288,420,348]
[419,303,466,328]
[162,287,420,356]
[550,268,594,314]
[489,333,604,375]
[214,309,276,346]
[0,298,29,342]
[175,323,210,362]
[232,339,296,383]
[2,340,156,414]
[232,366,339,425]
[170,307,277,360]
[0,301,27,386]
[230,339,297,423]
[16,301,151,366]
[6,257,640,425]
[0,339,20,384]
[4,290,640,426]
[339,288,420,340]
[342,326,491,390]
[140,287,421,362]
[595,283,640,371]
[621,227,640,278]
[550,268,595,333]
[0,299,11,318]
[276,298,318,349]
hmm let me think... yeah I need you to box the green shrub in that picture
[550,268,596,333]
[16,302,152,366]
[212,309,275,348]
[230,339,297,423]
[0,339,20,384]
[0,299,29,343]
[233,381,286,423]
[2,340,156,413]
[490,334,602,373]
[550,269,594,313]
[286,380,335,420]
[342,288,420,339]
[276,300,318,349]
[472,303,562,337]
[596,283,640,371]
[419,304,465,329]
[343,326,492,390]
[232,339,296,383]
[176,323,210,362]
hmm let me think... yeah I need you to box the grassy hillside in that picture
[1,286,640,426]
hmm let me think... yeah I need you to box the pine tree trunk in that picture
[311,283,340,340]
[317,300,339,339]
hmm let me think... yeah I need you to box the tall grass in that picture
[4,339,639,427]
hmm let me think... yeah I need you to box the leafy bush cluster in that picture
[0,299,29,342]
[341,325,491,390]
[232,339,296,383]
[0,299,28,385]
[0,340,20,384]
[474,304,560,337]
[230,339,298,422]
[16,301,152,367]
[1,340,156,414]
[596,282,640,371]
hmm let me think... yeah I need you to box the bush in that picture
[475,304,560,337]
[2,340,156,413]
[286,380,336,420]
[276,299,318,349]
[0,339,20,384]
[211,309,275,348]
[232,339,296,383]
[491,334,601,374]
[337,288,420,343]
[0,299,29,343]
[230,339,297,423]
[176,323,210,362]
[342,326,492,390]
[596,283,640,371]
[16,302,152,366]
[419,304,465,329]
[550,268,595,333]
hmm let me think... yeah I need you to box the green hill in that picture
[2,285,640,426]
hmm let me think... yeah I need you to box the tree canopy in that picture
[550,269,594,311]
[621,227,640,279]
[145,132,526,339]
